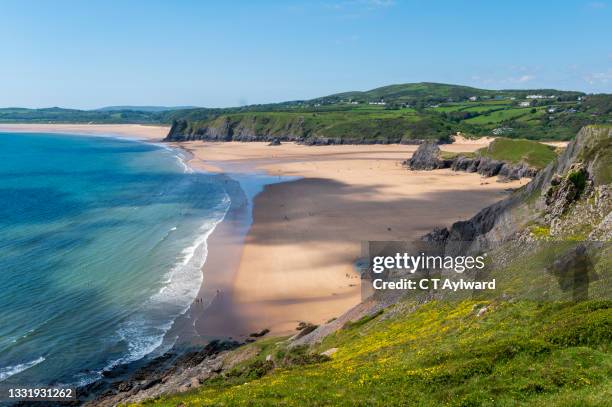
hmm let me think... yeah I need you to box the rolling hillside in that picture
[165,84,611,143]
[1,83,610,142]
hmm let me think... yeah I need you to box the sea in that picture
[0,132,231,387]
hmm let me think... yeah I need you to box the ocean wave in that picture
[102,192,231,374]
[171,150,194,174]
[0,357,45,382]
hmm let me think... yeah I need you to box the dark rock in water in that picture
[406,141,448,170]
[292,323,319,340]
[101,363,129,378]
[268,138,281,146]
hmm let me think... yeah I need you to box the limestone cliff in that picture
[424,125,612,253]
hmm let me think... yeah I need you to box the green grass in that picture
[477,137,558,169]
[440,151,477,160]
[137,300,611,407]
[464,108,533,125]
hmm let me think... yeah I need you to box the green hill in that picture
[141,300,610,406]
[313,82,584,105]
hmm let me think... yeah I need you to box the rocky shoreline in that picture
[405,141,538,180]
[75,340,241,406]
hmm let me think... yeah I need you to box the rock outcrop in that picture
[450,156,537,179]
[405,143,539,180]
[82,340,241,406]
[405,141,450,170]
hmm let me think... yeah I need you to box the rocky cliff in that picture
[164,115,447,145]
[424,125,612,253]
[405,140,539,180]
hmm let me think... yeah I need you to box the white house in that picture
[519,101,531,107]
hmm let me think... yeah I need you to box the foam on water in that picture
[0,357,46,382]
[105,194,230,373]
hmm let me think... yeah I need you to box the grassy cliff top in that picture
[477,138,558,169]
[139,299,611,407]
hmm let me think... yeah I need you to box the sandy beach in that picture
[0,123,169,141]
[178,140,528,336]
[1,123,527,338]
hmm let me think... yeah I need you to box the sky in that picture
[1,0,611,109]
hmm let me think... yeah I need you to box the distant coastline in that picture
[0,123,169,141]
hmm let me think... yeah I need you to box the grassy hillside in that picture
[2,83,609,143]
[138,299,611,407]
[477,138,558,169]
[313,82,583,106]
[165,85,611,143]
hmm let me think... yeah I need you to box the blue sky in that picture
[1,0,610,109]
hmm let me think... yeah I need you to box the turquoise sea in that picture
[0,133,230,386]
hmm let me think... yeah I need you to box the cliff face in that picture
[450,156,538,179]
[164,114,450,145]
[405,140,539,180]
[425,125,612,253]
[166,117,336,144]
